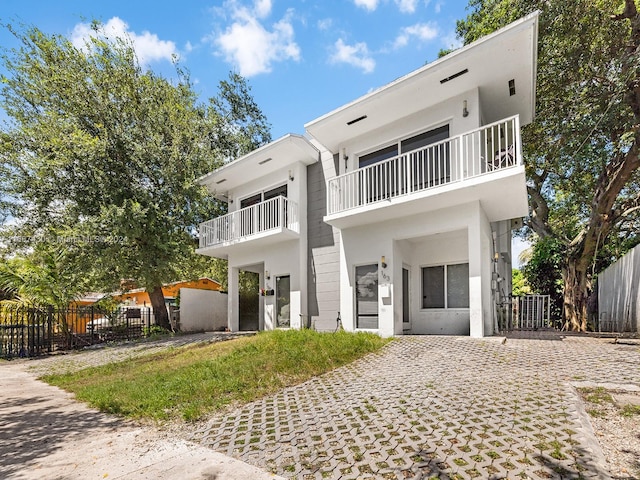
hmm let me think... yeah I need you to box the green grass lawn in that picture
[43,329,391,422]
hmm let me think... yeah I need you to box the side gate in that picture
[501,295,552,331]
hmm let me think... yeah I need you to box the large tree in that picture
[0,23,270,328]
[457,0,640,330]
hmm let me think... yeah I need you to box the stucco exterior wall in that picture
[227,238,306,331]
[179,288,228,332]
[337,201,491,337]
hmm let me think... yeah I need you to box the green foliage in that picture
[522,236,564,319]
[0,23,270,310]
[143,325,172,337]
[511,269,531,296]
[43,329,391,421]
[620,404,640,416]
[580,387,615,405]
[210,71,272,161]
[0,247,84,307]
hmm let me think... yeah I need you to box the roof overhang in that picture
[305,12,539,153]
[197,134,319,196]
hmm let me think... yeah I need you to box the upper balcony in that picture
[197,196,299,258]
[324,116,529,229]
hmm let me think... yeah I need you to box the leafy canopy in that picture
[0,23,270,317]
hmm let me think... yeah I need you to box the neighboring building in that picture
[115,278,223,306]
[197,13,539,338]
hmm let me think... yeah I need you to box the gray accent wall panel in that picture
[307,158,341,332]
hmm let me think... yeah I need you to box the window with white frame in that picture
[238,184,288,236]
[421,263,469,309]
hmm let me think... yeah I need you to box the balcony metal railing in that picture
[199,196,299,249]
[327,115,522,215]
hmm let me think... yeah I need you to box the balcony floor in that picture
[324,165,528,230]
[196,227,300,259]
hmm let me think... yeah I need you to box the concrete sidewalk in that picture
[0,362,283,480]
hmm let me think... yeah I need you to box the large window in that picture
[239,184,288,236]
[357,125,450,203]
[402,125,450,188]
[355,264,379,329]
[422,263,469,309]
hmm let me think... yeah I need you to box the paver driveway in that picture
[193,332,640,479]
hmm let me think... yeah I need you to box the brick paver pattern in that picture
[193,333,640,479]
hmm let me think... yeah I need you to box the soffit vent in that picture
[258,157,272,165]
[440,68,469,84]
[346,115,368,126]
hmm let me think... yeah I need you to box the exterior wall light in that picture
[342,147,349,172]
[381,256,387,269]
[288,169,294,181]
[463,100,469,118]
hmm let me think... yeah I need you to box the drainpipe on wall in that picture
[491,230,500,334]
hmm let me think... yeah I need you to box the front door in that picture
[355,264,379,329]
[275,275,291,328]
[239,270,259,331]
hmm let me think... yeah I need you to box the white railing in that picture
[327,115,521,215]
[199,196,299,249]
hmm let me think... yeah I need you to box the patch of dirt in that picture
[578,387,640,479]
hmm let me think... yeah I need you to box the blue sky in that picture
[1,0,469,138]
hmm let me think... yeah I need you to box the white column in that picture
[228,266,239,331]
[467,204,487,338]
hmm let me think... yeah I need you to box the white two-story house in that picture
[196,12,538,337]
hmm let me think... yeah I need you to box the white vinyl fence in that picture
[598,244,640,333]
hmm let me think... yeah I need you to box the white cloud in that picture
[353,0,379,12]
[329,39,375,73]
[70,17,177,66]
[317,18,333,31]
[214,1,300,77]
[394,0,419,13]
[393,22,439,48]
[434,1,443,13]
[254,0,272,18]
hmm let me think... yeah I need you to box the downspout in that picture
[491,230,500,334]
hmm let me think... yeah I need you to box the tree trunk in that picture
[148,286,171,330]
[561,261,590,332]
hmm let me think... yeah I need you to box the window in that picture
[355,264,378,329]
[359,145,399,168]
[356,125,451,204]
[239,184,288,235]
[240,184,287,208]
[275,275,290,328]
[402,125,450,188]
[422,263,469,309]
